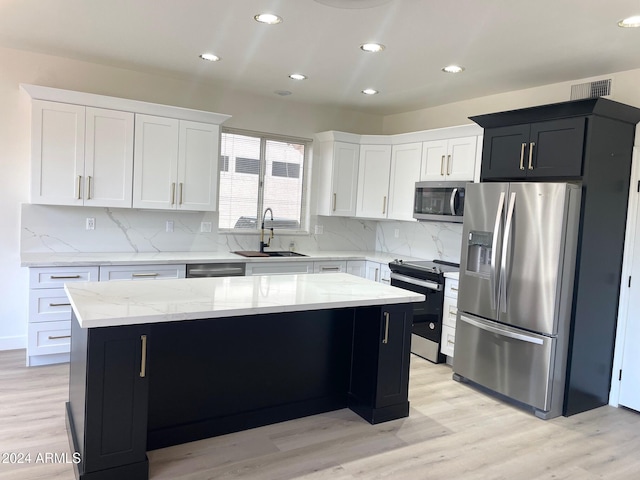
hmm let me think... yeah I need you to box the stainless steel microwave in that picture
[413,181,467,222]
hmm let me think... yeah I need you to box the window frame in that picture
[218,127,312,234]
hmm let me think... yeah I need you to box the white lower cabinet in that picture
[346,260,365,278]
[98,264,186,281]
[365,260,391,284]
[27,266,99,366]
[441,277,459,357]
[245,261,314,276]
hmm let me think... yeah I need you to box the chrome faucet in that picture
[260,207,274,253]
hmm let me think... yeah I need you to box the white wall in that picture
[0,45,384,350]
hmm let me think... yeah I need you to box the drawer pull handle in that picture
[50,275,81,279]
[451,287,458,291]
[321,266,341,272]
[140,335,148,378]
[132,273,159,277]
[49,302,71,307]
[48,335,71,340]
[382,312,390,344]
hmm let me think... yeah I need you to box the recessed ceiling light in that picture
[360,43,385,53]
[618,15,640,27]
[442,65,464,73]
[289,73,307,80]
[254,13,282,24]
[199,53,220,62]
[361,88,378,95]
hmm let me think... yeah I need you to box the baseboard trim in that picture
[0,335,26,351]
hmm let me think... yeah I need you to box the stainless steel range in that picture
[389,259,459,363]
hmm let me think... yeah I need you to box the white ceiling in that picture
[1,0,640,116]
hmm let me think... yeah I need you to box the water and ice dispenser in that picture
[466,231,492,275]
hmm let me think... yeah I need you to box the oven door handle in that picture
[390,273,442,291]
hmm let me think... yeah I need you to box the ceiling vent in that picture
[570,79,612,100]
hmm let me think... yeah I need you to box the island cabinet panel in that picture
[67,316,149,480]
[349,304,412,423]
[480,117,585,180]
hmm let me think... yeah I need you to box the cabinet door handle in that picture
[440,155,445,176]
[49,302,71,307]
[375,267,379,282]
[179,182,184,205]
[332,193,337,212]
[48,335,71,340]
[382,312,390,344]
[76,175,82,200]
[132,272,159,277]
[50,275,81,279]
[447,154,452,175]
[519,143,526,170]
[87,175,92,200]
[171,183,176,206]
[382,196,387,215]
[451,287,458,292]
[140,335,148,378]
[528,142,535,170]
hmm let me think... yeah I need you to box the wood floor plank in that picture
[1,348,639,480]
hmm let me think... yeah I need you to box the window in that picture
[218,130,308,231]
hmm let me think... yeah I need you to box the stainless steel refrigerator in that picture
[453,182,581,419]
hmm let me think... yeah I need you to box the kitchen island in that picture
[64,273,423,480]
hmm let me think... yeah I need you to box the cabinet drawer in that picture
[246,262,313,276]
[29,266,99,288]
[441,324,456,357]
[445,279,459,299]
[313,261,347,274]
[99,264,186,281]
[28,321,71,355]
[29,288,71,323]
[443,301,458,329]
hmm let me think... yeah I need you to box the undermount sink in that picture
[233,250,307,258]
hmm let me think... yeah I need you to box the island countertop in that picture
[65,272,424,328]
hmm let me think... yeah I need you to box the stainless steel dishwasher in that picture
[186,263,246,277]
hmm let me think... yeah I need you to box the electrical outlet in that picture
[200,222,212,233]
[314,225,324,235]
[394,228,400,238]
[86,217,95,230]
[166,221,174,233]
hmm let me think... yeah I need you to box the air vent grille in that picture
[570,79,612,100]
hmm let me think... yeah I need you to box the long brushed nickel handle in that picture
[528,142,535,170]
[48,335,71,340]
[140,335,147,378]
[519,143,526,170]
[332,193,337,212]
[179,182,183,205]
[171,183,176,206]
[49,302,71,307]
[440,155,445,176]
[321,266,341,272]
[76,175,82,200]
[132,273,159,277]
[87,176,92,200]
[382,312,390,344]
[382,196,387,215]
[447,154,452,175]
[50,275,81,279]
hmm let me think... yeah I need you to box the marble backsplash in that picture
[20,204,461,262]
[19,204,378,254]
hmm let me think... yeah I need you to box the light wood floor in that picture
[1,348,639,480]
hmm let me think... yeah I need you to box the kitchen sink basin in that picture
[233,250,307,258]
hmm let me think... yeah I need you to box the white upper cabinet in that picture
[31,101,134,208]
[316,139,360,217]
[420,136,477,182]
[387,142,422,221]
[356,144,392,219]
[84,107,134,207]
[133,115,219,211]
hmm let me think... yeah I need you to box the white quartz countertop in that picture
[65,273,425,329]
[21,250,416,267]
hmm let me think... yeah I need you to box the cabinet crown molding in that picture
[21,84,231,125]
[315,123,482,145]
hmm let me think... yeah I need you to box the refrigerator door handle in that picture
[490,192,506,311]
[449,188,458,215]
[459,315,544,345]
[500,192,517,312]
